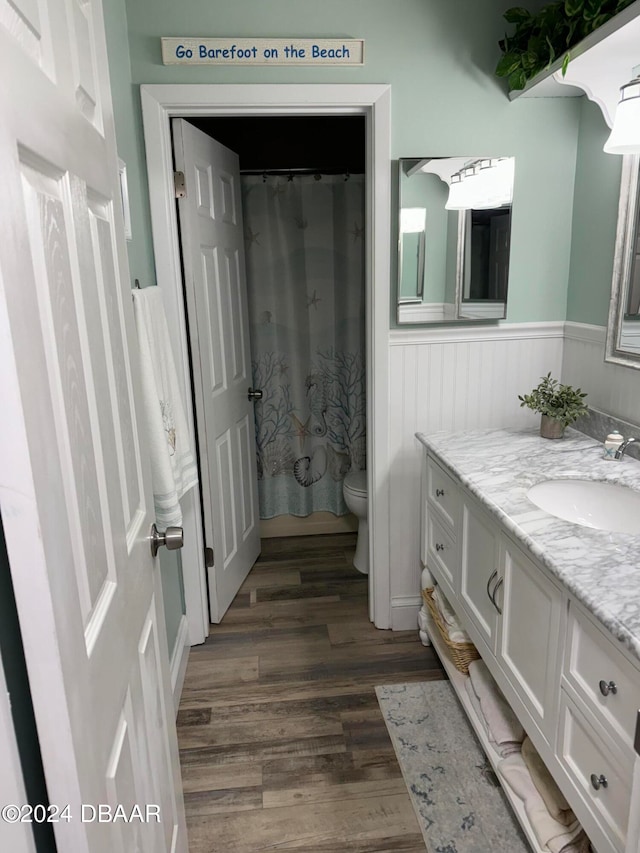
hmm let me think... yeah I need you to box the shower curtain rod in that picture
[239,167,363,177]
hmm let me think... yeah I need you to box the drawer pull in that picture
[598,680,617,697]
[435,488,445,497]
[590,773,608,791]
[435,543,445,552]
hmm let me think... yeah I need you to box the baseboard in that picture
[260,512,358,538]
[391,595,423,631]
[170,615,190,716]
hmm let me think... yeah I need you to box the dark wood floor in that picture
[178,532,446,852]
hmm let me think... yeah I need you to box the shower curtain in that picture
[241,173,366,519]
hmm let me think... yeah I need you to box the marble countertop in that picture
[416,427,640,662]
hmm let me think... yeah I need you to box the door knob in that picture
[149,523,184,558]
[248,387,263,401]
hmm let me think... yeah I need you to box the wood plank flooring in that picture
[178,533,447,852]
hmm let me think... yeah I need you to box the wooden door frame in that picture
[141,84,392,634]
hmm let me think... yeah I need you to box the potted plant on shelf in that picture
[495,0,635,92]
[518,373,588,438]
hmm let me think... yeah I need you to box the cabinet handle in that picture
[590,773,608,791]
[486,570,498,603]
[435,488,445,497]
[492,577,504,615]
[599,680,617,697]
[435,543,445,552]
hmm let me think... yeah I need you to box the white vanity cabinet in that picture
[458,488,563,743]
[421,455,461,602]
[419,446,640,853]
[558,602,640,853]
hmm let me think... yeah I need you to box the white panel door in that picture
[497,540,562,737]
[173,119,261,623]
[0,2,186,851]
[459,499,500,653]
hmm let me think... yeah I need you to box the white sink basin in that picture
[527,480,640,534]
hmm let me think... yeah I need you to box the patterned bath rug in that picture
[376,681,529,853]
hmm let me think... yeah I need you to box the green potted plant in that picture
[495,0,635,92]
[518,373,588,438]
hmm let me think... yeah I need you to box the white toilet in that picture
[343,470,368,575]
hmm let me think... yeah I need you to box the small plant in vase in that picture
[518,373,588,439]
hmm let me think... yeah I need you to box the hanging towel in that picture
[133,287,198,527]
[522,737,574,826]
[498,752,588,853]
[468,659,525,749]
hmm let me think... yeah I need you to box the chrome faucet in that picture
[615,437,638,459]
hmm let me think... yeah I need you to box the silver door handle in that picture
[149,523,184,558]
[486,570,498,602]
[248,387,263,401]
[492,577,504,614]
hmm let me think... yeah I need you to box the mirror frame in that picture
[605,153,640,370]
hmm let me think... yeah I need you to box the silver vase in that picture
[540,415,564,439]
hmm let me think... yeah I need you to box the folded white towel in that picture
[468,660,525,748]
[522,736,574,826]
[133,288,198,527]
[499,752,589,853]
[464,679,522,758]
[432,586,471,643]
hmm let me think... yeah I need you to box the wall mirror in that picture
[605,154,640,369]
[397,157,515,324]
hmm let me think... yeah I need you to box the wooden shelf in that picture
[509,0,640,128]
[424,611,548,853]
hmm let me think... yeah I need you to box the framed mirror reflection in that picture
[606,154,640,368]
[397,157,515,324]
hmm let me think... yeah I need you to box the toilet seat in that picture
[344,470,367,496]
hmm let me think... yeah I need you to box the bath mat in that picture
[376,681,529,853]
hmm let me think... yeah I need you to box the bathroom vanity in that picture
[416,428,640,853]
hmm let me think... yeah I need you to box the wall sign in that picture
[161,38,365,66]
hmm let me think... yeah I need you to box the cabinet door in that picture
[459,500,500,652]
[497,539,563,737]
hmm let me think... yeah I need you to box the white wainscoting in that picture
[387,322,565,630]
[563,323,640,425]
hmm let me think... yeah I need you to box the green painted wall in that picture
[121,0,581,324]
[103,0,186,655]
[566,97,623,326]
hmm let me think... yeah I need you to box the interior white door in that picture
[0,2,186,852]
[173,119,261,623]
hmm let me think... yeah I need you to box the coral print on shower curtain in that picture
[242,173,366,519]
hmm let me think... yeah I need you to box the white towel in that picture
[521,736,574,826]
[432,586,471,643]
[499,752,588,853]
[464,678,522,758]
[133,288,198,527]
[468,659,525,748]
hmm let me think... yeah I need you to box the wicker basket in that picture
[422,587,480,675]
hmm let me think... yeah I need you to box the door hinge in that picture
[174,171,186,199]
[204,546,214,568]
